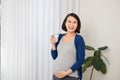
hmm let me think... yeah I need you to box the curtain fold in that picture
[1,0,80,80]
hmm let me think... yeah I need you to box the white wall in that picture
[80,0,120,80]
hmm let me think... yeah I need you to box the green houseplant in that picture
[82,45,109,80]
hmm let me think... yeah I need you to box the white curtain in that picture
[1,0,80,80]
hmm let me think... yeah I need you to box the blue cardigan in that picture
[51,34,85,80]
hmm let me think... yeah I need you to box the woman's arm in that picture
[50,34,65,60]
[70,35,85,72]
[50,36,58,60]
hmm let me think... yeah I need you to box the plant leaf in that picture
[82,60,93,73]
[82,57,93,73]
[93,57,104,71]
[98,46,108,50]
[101,62,107,74]
[85,45,95,51]
[94,50,101,57]
[84,56,93,64]
[82,64,87,73]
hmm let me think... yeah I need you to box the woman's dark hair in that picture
[62,13,81,33]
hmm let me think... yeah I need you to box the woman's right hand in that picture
[50,35,57,44]
[50,35,57,50]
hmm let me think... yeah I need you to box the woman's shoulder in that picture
[58,33,66,38]
[75,34,84,40]
[74,34,85,44]
[59,33,65,36]
[57,33,65,41]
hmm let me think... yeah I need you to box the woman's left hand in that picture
[55,71,67,78]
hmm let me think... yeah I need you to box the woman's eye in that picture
[68,20,71,23]
[73,21,77,24]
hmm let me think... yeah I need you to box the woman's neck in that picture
[66,32,76,37]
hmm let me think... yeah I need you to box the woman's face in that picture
[65,16,78,33]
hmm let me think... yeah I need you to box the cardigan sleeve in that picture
[51,49,58,60]
[70,35,85,72]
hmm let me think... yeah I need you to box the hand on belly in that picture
[54,71,67,78]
